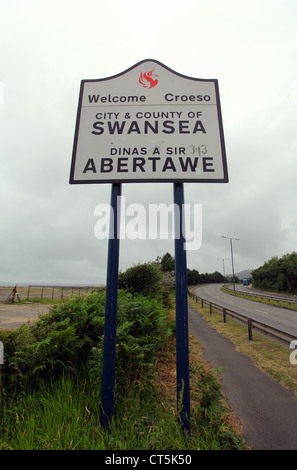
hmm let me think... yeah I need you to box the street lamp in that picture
[221,236,240,291]
[217,258,230,285]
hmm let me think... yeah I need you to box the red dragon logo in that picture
[139,68,158,89]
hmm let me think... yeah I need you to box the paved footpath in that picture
[188,302,297,450]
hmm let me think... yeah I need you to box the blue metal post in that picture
[173,182,191,434]
[100,183,122,428]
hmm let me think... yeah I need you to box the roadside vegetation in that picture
[188,294,297,396]
[0,256,245,450]
[252,252,297,294]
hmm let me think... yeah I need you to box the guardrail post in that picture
[190,289,295,345]
[248,318,253,341]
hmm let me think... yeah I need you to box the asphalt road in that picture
[188,300,297,450]
[236,284,297,301]
[193,284,297,339]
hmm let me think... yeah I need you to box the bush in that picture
[118,262,164,299]
[0,289,172,391]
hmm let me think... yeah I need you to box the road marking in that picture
[255,309,268,315]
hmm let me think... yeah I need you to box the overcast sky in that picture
[1,0,297,285]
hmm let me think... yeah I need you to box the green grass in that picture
[0,365,245,450]
[0,375,94,450]
[0,339,245,450]
[18,296,60,305]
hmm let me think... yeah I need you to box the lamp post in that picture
[221,236,240,291]
[217,258,230,285]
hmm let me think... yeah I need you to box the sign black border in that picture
[69,59,228,184]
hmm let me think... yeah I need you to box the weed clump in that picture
[0,288,245,450]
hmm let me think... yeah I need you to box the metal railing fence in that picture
[0,285,100,303]
[188,289,296,347]
[225,286,297,306]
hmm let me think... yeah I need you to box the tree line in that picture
[156,252,227,285]
[252,252,297,294]
[118,253,227,302]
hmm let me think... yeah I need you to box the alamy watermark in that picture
[94,196,202,250]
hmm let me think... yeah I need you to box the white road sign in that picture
[70,59,228,184]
